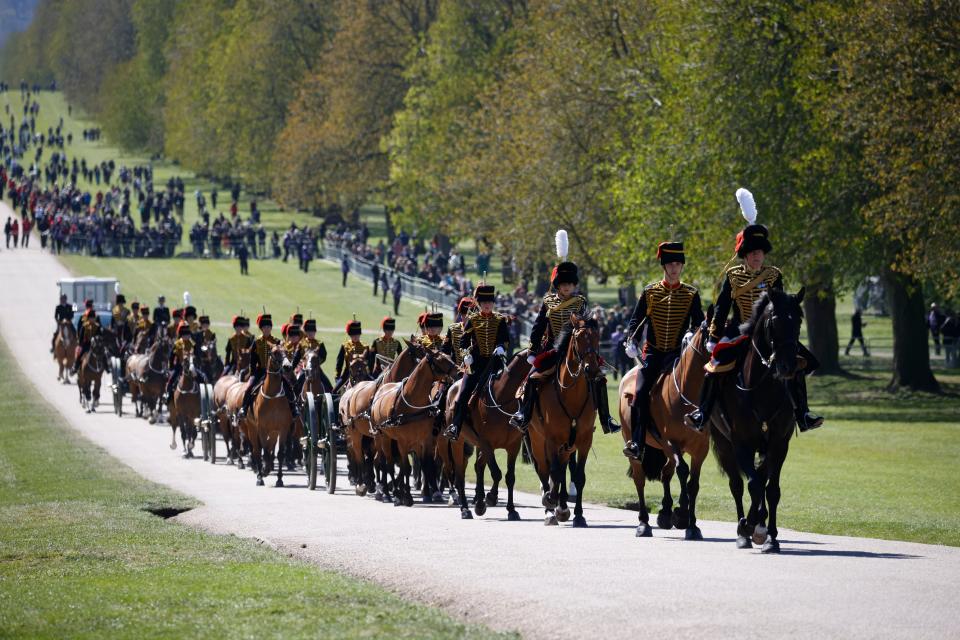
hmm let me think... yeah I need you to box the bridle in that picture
[559,326,598,389]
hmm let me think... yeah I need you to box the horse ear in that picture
[796,287,805,304]
[402,337,412,348]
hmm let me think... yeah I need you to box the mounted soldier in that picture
[72,300,100,374]
[334,319,368,393]
[166,322,204,405]
[134,306,152,351]
[418,312,444,350]
[240,313,300,419]
[444,283,510,441]
[622,241,704,460]
[167,308,184,340]
[224,315,253,375]
[50,292,74,353]
[368,316,403,373]
[111,293,134,352]
[301,318,333,391]
[152,295,170,329]
[510,230,620,435]
[684,188,824,433]
[441,297,475,367]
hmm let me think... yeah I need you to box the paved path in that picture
[1,205,957,639]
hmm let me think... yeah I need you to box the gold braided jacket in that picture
[465,311,507,357]
[372,336,401,359]
[418,334,444,350]
[643,281,700,352]
[709,265,782,338]
[544,292,586,338]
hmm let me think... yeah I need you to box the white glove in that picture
[493,346,506,357]
[706,340,717,353]
[463,354,474,366]
[625,341,638,359]
[682,331,694,348]
[526,354,536,365]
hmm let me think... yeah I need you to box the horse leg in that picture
[485,453,502,509]
[170,418,178,450]
[275,435,285,487]
[397,450,413,507]
[548,450,568,522]
[505,444,521,522]
[684,454,705,541]
[473,454,487,516]
[761,440,788,553]
[419,452,435,503]
[629,461,652,537]
[673,450,691,531]
[656,461,675,531]
[571,448,588,528]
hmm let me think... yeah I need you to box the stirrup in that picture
[601,418,620,435]
[683,410,705,432]
[443,424,460,441]
[509,412,528,432]
[798,412,824,432]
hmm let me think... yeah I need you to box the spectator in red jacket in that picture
[11,217,19,248]
[21,215,32,248]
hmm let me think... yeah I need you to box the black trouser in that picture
[451,356,494,429]
[931,330,942,355]
[845,335,868,355]
[630,348,676,445]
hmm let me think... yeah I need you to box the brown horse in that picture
[618,325,711,539]
[446,350,531,520]
[53,320,77,383]
[342,341,422,499]
[169,352,202,458]
[528,319,600,527]
[242,345,296,487]
[370,350,457,507]
[126,332,171,423]
[212,348,251,468]
[77,335,107,413]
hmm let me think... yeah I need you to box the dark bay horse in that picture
[213,348,251,467]
[126,333,171,423]
[77,334,107,412]
[710,288,805,554]
[169,352,201,457]
[528,319,600,527]
[53,319,77,383]
[618,325,712,539]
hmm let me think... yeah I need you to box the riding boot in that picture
[683,374,717,432]
[787,375,823,432]
[622,408,644,460]
[593,377,620,434]
[509,378,537,432]
[50,332,56,353]
[239,385,255,418]
[443,406,462,441]
[283,379,301,418]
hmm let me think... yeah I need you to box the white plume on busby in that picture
[735,188,757,224]
[555,229,569,260]
[183,291,191,305]
[114,282,121,295]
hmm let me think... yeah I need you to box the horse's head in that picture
[569,317,601,376]
[347,354,370,383]
[420,349,457,385]
[743,288,804,380]
[267,345,290,374]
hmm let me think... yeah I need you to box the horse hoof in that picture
[393,497,403,507]
[432,491,444,503]
[507,510,521,522]
[374,491,384,502]
[736,536,753,549]
[169,443,176,450]
[447,494,456,507]
[737,517,752,538]
[572,516,588,528]
[556,507,571,523]
[275,479,284,488]
[485,493,498,507]
[761,538,780,554]
[474,501,487,517]
[544,515,558,526]
[636,524,653,537]
[752,524,768,546]
[672,507,690,530]
[421,494,433,504]
[685,526,703,541]
[256,478,265,486]
[461,510,473,520]
[656,510,673,530]
[403,495,414,508]
[541,493,557,510]
[355,485,366,497]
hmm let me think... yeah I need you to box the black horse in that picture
[709,288,806,554]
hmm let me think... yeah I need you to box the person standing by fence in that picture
[942,310,959,368]
[392,274,402,315]
[341,255,350,287]
[381,270,390,304]
[3,217,10,248]
[237,242,249,275]
[929,303,946,356]
[371,260,380,297]
[845,309,869,357]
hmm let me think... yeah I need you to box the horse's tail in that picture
[463,442,474,459]
[710,431,737,479]
[638,446,667,481]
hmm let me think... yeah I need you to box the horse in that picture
[445,350,531,520]
[126,332,171,423]
[53,319,77,383]
[77,334,107,412]
[168,352,202,457]
[618,324,712,539]
[242,345,296,487]
[527,319,600,527]
[341,344,414,498]
[370,350,457,507]
[212,349,251,468]
[198,338,223,383]
[710,288,805,554]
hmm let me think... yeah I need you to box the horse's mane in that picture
[739,288,802,336]
[552,318,599,351]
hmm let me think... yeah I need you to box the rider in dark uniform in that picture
[50,293,74,353]
[418,312,444,350]
[224,316,253,375]
[684,212,824,432]
[166,322,201,405]
[622,242,704,460]
[444,284,510,441]
[240,313,300,418]
[72,303,102,373]
[334,320,368,392]
[368,317,403,373]
[111,294,134,351]
[301,318,333,391]
[152,295,170,332]
[441,298,475,366]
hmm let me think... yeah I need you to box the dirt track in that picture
[1,206,957,639]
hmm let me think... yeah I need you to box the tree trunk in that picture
[436,234,451,254]
[802,266,843,375]
[384,206,396,243]
[884,269,940,392]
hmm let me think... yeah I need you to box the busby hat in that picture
[140,306,150,316]
[176,322,191,337]
[172,308,183,319]
[474,284,496,303]
[184,305,197,318]
[84,298,94,308]
[290,313,303,326]
[424,312,443,329]
[239,316,250,327]
[257,313,272,328]
[115,294,126,304]
[456,297,476,318]
[198,315,210,325]
[416,312,428,328]
[657,241,685,265]
[232,315,243,328]
[346,320,362,336]
[131,301,140,310]
[303,318,317,332]
[381,317,396,331]
[288,324,301,337]
[550,230,579,286]
[734,188,773,257]
[280,323,291,338]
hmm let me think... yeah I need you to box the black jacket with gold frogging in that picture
[709,265,782,339]
[627,281,704,354]
[461,312,510,360]
[528,292,587,353]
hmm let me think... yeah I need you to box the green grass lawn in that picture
[0,338,511,639]
[55,254,960,546]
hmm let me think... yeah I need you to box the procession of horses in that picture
[50,191,819,555]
